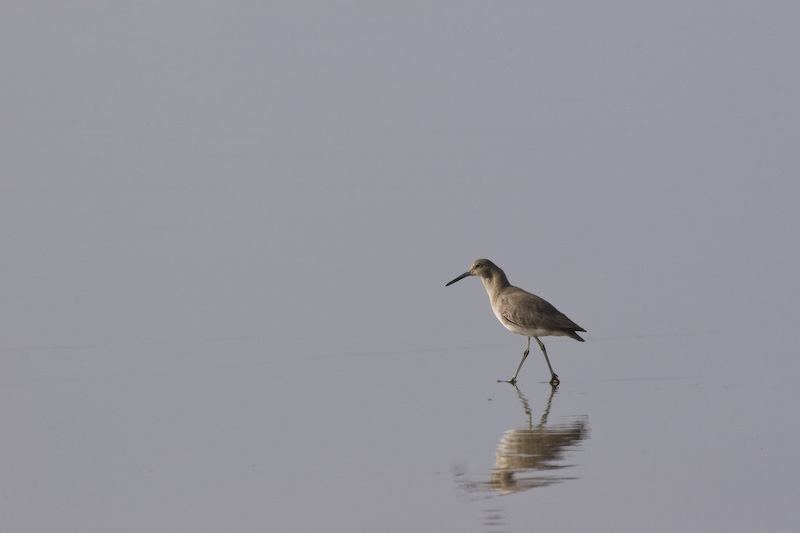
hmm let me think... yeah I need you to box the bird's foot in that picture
[549,374,560,386]
[499,377,518,385]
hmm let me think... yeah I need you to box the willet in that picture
[446,259,585,385]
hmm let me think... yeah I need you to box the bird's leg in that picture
[505,337,531,384]
[535,337,559,385]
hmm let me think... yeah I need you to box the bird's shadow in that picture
[454,385,589,497]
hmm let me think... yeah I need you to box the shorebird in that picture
[446,259,585,385]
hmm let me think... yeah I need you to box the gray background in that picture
[2,2,798,532]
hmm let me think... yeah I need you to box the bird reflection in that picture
[460,385,589,496]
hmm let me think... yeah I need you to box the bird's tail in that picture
[564,330,585,342]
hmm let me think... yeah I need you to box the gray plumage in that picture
[446,258,585,385]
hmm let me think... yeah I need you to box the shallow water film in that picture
[2,2,799,532]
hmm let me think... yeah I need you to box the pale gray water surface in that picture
[2,3,799,532]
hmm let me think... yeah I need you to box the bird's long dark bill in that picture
[445,271,471,286]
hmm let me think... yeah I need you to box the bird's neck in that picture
[481,270,511,298]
